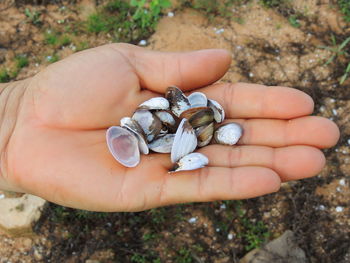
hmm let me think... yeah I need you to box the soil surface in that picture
[0,0,349,262]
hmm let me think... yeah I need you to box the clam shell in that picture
[148,134,175,153]
[132,109,162,142]
[180,107,214,129]
[208,99,225,123]
[154,110,178,132]
[171,118,198,163]
[165,86,191,117]
[138,97,169,110]
[214,123,243,145]
[188,92,207,108]
[120,117,149,155]
[171,153,209,172]
[195,122,214,147]
[106,126,140,167]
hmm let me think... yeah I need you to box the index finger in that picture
[197,83,314,119]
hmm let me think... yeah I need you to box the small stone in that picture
[220,204,226,209]
[317,205,326,211]
[0,193,4,199]
[188,217,197,224]
[138,40,147,46]
[339,179,346,186]
[215,28,225,34]
[332,109,337,116]
[249,72,254,77]
[227,233,233,240]
[335,206,344,212]
[167,12,174,17]
[240,230,306,263]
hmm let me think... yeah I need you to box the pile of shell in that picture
[106,86,243,172]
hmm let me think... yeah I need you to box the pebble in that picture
[216,228,220,232]
[0,193,4,199]
[138,40,147,46]
[332,109,337,116]
[317,204,326,211]
[339,179,346,186]
[215,28,225,34]
[188,217,197,224]
[167,12,174,17]
[227,233,233,240]
[347,139,350,145]
[249,72,254,77]
[220,204,226,210]
[335,206,344,212]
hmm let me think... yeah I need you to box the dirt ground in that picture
[0,0,349,262]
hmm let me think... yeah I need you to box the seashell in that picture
[165,86,191,117]
[195,122,214,147]
[138,97,169,110]
[214,123,243,145]
[120,117,149,155]
[208,99,225,123]
[188,92,207,108]
[148,134,175,153]
[180,107,214,129]
[106,126,140,167]
[132,109,162,142]
[171,153,209,172]
[171,118,198,163]
[154,110,178,132]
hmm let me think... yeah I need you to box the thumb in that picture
[113,43,232,92]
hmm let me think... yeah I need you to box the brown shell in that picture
[180,107,214,129]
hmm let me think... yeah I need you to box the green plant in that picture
[0,69,10,83]
[15,55,29,69]
[319,36,350,84]
[288,15,301,27]
[338,0,350,22]
[131,253,147,263]
[130,0,171,30]
[234,201,270,251]
[45,30,59,45]
[175,248,193,263]
[25,8,42,26]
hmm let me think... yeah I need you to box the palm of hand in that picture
[5,44,339,212]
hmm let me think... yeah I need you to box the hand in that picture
[2,44,339,211]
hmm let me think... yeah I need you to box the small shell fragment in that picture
[106,126,140,167]
[188,92,207,108]
[171,153,209,172]
[120,117,149,155]
[148,134,175,153]
[208,99,225,123]
[138,97,170,110]
[165,86,191,117]
[132,109,162,142]
[214,123,243,145]
[171,118,198,163]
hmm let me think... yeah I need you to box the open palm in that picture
[4,44,339,211]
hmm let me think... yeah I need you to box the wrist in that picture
[0,80,29,192]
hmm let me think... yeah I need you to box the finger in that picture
[115,44,232,92]
[197,83,314,119]
[227,116,339,148]
[198,145,325,182]
[159,167,281,205]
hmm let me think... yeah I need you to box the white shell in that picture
[172,153,209,172]
[214,123,242,145]
[188,92,207,108]
[120,117,149,155]
[171,118,197,163]
[138,97,170,110]
[132,110,162,142]
[208,99,225,123]
[148,134,175,153]
[106,126,140,167]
